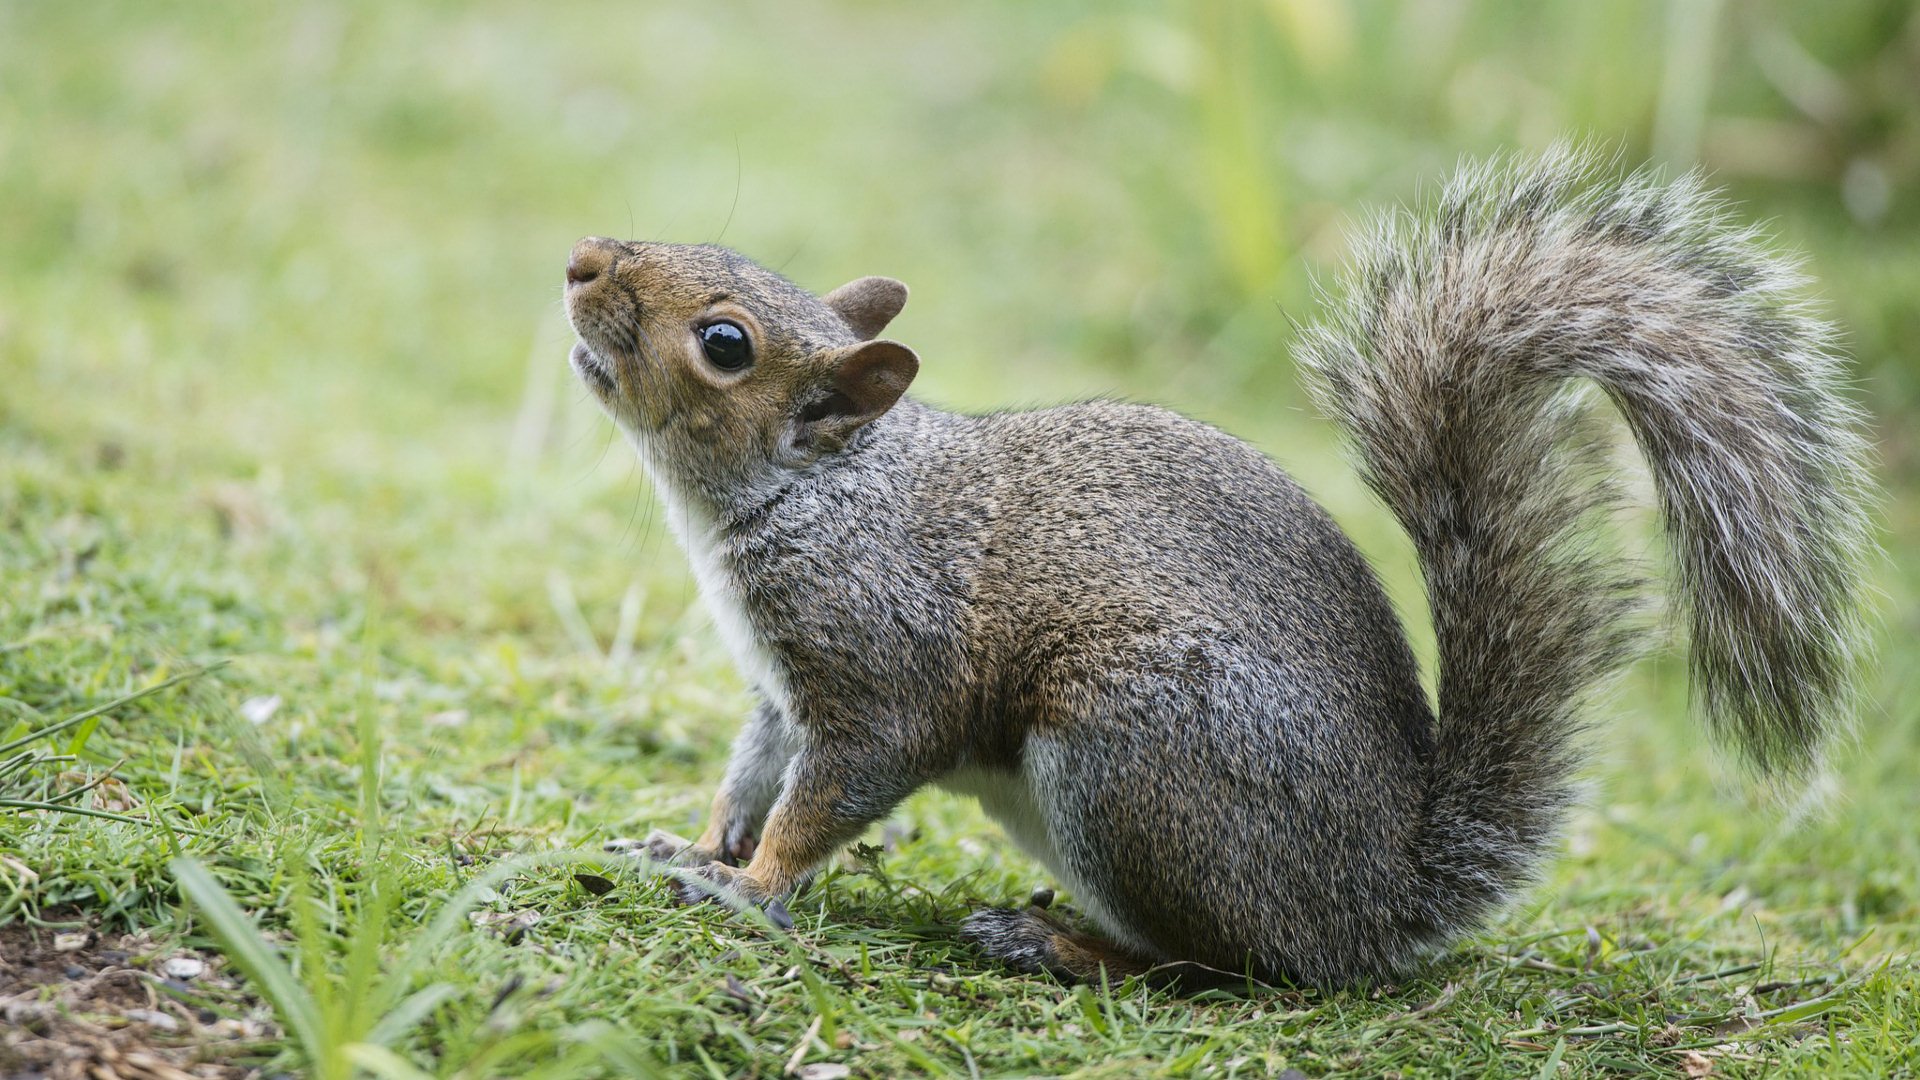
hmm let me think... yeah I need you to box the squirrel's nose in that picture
[567,237,618,286]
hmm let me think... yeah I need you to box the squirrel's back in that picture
[960,400,1424,701]
[947,398,1433,731]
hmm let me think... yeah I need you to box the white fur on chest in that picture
[647,466,792,716]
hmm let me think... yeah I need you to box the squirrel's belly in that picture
[939,766,1055,860]
[939,763,1154,954]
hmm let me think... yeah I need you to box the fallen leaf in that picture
[573,873,617,896]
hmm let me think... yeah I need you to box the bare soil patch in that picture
[0,920,275,1080]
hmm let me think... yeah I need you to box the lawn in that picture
[2,1,1916,1076]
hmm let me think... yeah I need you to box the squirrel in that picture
[563,148,1872,987]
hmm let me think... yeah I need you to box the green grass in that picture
[3,0,1917,1076]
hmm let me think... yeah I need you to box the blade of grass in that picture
[0,697,48,723]
[0,664,225,758]
[565,1021,668,1078]
[0,751,70,782]
[3,798,216,837]
[1535,1037,1568,1079]
[342,1044,440,1080]
[171,857,328,1071]
[373,849,616,1018]
[364,983,461,1049]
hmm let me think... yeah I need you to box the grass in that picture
[3,0,1918,1076]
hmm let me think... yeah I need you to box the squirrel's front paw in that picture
[603,829,720,868]
[667,860,745,903]
[667,862,795,930]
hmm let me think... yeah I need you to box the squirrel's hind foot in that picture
[959,906,1156,985]
[960,907,1276,991]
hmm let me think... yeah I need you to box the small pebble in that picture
[53,932,90,952]
[162,956,207,981]
[124,1008,181,1033]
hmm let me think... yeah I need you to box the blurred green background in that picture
[8,0,1915,748]
[6,0,1917,565]
[2,0,1918,1073]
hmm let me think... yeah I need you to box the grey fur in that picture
[719,703,801,838]
[564,149,1872,986]
[1294,148,1872,950]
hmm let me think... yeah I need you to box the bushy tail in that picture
[1296,147,1873,929]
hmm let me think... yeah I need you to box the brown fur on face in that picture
[564,237,915,511]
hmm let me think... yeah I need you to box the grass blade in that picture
[365,983,460,1048]
[0,664,224,758]
[2,798,216,837]
[1535,1037,1568,1079]
[171,857,328,1069]
[376,849,614,1016]
[343,1044,440,1080]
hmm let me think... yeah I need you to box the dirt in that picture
[0,920,277,1080]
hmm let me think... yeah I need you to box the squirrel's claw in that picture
[610,832,781,919]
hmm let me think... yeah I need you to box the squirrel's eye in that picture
[698,320,752,372]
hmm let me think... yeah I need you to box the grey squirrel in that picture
[563,149,1872,987]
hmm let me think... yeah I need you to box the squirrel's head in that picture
[564,236,917,506]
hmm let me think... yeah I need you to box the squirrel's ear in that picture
[822,276,909,341]
[786,340,919,461]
